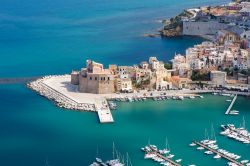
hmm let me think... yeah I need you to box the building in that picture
[148,57,165,70]
[140,61,149,69]
[156,79,172,90]
[115,78,133,92]
[210,70,227,87]
[171,76,191,89]
[217,30,241,46]
[71,60,115,94]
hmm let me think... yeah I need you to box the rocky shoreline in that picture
[27,75,96,112]
[160,9,194,37]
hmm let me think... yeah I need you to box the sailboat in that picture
[162,137,170,155]
[126,153,133,166]
[240,116,246,129]
[210,123,217,143]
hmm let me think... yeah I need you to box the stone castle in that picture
[71,57,174,94]
[71,60,115,94]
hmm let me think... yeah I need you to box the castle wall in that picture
[183,21,229,36]
[71,72,79,85]
[78,74,115,94]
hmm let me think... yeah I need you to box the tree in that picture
[164,63,172,70]
[191,71,210,81]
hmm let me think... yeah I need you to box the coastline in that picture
[27,75,250,113]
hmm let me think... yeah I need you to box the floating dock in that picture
[193,141,244,166]
[225,94,237,115]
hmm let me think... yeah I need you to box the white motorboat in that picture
[176,159,182,163]
[214,154,221,159]
[241,160,249,164]
[189,142,196,147]
[197,146,204,150]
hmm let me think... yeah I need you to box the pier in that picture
[225,94,237,114]
[193,141,244,166]
[148,147,181,166]
[95,99,114,123]
[221,124,250,144]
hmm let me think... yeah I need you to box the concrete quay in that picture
[28,75,115,123]
[95,98,114,123]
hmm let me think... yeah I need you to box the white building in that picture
[148,57,164,70]
[156,79,172,90]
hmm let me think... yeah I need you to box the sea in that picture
[1,0,249,166]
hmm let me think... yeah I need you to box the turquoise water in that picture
[2,0,249,166]
[0,84,249,165]
[0,0,229,77]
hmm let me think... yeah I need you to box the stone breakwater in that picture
[27,75,95,112]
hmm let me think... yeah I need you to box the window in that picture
[108,77,110,80]
[95,77,97,80]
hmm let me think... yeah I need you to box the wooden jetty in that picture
[194,141,244,166]
[225,94,238,115]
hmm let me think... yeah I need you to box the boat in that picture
[204,150,213,155]
[96,158,103,163]
[197,146,204,150]
[162,137,170,154]
[178,96,184,100]
[167,154,174,158]
[176,159,182,163]
[229,111,239,115]
[214,154,221,159]
[241,160,249,164]
[189,142,196,147]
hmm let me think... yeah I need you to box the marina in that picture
[141,144,182,166]
[1,85,250,165]
[89,143,132,166]
[220,122,250,144]
[191,140,249,166]
[90,158,124,166]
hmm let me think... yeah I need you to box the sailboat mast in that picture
[243,116,246,129]
[112,142,115,159]
[204,128,209,140]
[96,146,99,158]
[210,123,216,140]
[166,137,168,150]
[126,153,128,166]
